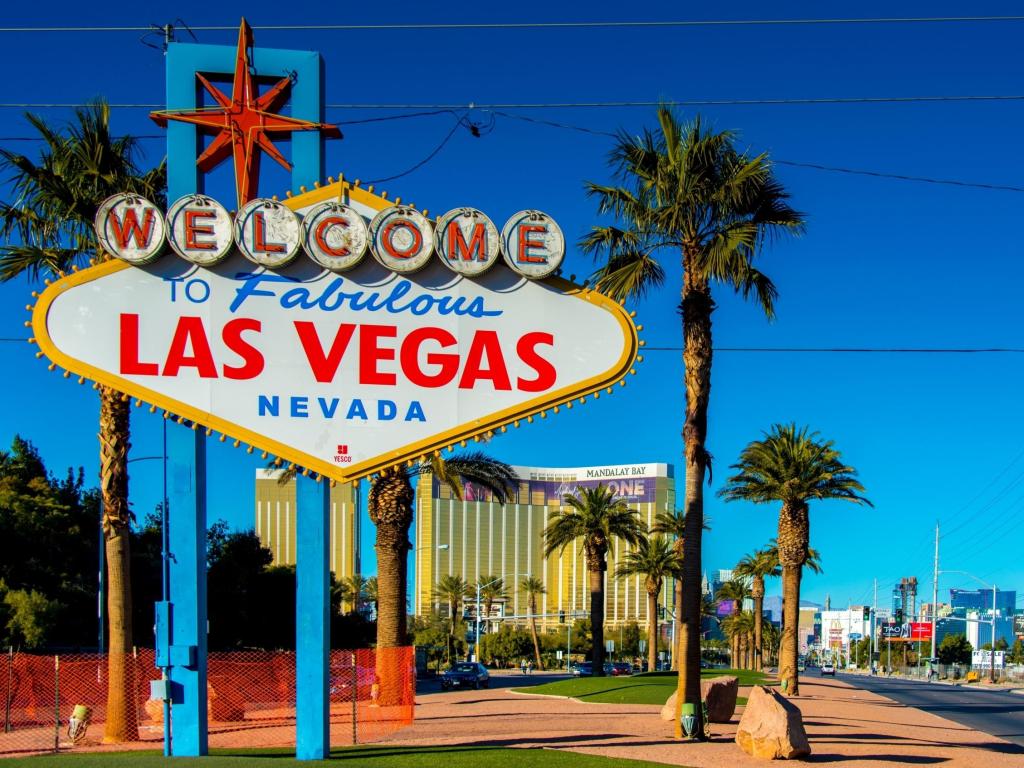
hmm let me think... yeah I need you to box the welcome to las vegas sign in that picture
[28,22,640,483]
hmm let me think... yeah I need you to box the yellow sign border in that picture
[31,180,640,481]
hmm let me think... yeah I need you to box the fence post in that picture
[351,652,357,746]
[53,655,59,753]
[4,647,12,733]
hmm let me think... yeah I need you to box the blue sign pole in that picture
[296,476,330,759]
[165,425,208,756]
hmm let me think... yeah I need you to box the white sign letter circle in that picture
[501,210,565,279]
[301,201,369,272]
[166,194,234,266]
[234,198,302,268]
[435,208,501,277]
[94,194,167,265]
[369,206,434,273]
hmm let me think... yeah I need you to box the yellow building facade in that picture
[414,463,675,632]
[254,469,361,583]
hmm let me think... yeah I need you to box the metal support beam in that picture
[296,476,330,759]
[165,425,208,756]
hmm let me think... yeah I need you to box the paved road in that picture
[838,671,1024,749]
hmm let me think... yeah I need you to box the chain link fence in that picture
[0,647,415,756]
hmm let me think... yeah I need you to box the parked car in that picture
[820,662,835,677]
[329,664,376,701]
[610,662,633,676]
[572,662,593,677]
[441,662,490,690]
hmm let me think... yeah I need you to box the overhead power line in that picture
[645,347,1024,353]
[3,95,1024,110]
[1,16,1023,33]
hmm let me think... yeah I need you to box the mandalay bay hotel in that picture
[413,462,676,633]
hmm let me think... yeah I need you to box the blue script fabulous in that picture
[225,273,503,318]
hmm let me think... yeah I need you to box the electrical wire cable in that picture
[2,16,1024,33]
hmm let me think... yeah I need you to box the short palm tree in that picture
[477,575,507,636]
[520,576,546,670]
[715,579,751,668]
[734,549,780,671]
[651,509,710,669]
[615,534,681,673]
[543,484,644,676]
[583,107,803,734]
[720,424,870,695]
[0,102,165,743]
[434,574,471,662]
[336,574,368,614]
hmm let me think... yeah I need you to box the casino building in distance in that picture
[254,470,360,596]
[414,462,676,633]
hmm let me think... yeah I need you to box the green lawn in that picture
[513,668,773,705]
[6,746,681,768]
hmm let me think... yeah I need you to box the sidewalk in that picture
[387,672,1022,767]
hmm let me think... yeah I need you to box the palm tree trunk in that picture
[672,576,682,670]
[590,565,606,676]
[528,596,543,670]
[99,385,137,743]
[674,261,713,739]
[779,565,802,693]
[647,591,658,673]
[753,590,764,671]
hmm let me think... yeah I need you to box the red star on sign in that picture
[151,18,341,208]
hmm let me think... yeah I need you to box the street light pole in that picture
[474,574,505,663]
[991,584,997,684]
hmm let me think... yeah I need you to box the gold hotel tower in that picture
[254,469,360,584]
[414,462,675,632]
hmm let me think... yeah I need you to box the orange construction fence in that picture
[0,647,415,756]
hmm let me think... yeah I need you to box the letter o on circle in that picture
[369,206,435,273]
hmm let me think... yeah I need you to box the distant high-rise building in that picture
[414,462,675,633]
[254,470,360,594]
[950,588,1016,616]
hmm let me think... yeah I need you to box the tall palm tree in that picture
[583,107,803,735]
[520,576,546,670]
[477,575,507,636]
[715,579,751,669]
[720,424,870,694]
[615,534,681,673]
[543,484,644,676]
[434,574,471,662]
[734,549,780,671]
[651,509,710,669]
[0,102,165,743]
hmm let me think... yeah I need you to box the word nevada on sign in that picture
[33,182,639,481]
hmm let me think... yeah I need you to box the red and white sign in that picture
[37,179,638,482]
[908,622,933,640]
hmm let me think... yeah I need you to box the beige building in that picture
[414,462,675,633]
[254,469,361,585]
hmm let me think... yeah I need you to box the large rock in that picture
[735,685,811,760]
[660,675,739,723]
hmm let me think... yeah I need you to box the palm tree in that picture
[520,576,546,670]
[434,574,471,662]
[336,574,368,614]
[651,509,710,669]
[615,534,681,673]
[364,576,378,616]
[720,424,870,695]
[583,107,803,735]
[715,579,751,669]
[477,575,507,636]
[0,102,165,743]
[734,549,780,671]
[543,484,644,676]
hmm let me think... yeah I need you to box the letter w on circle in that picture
[295,321,356,382]
[109,207,156,248]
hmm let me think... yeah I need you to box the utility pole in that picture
[872,579,877,671]
[931,523,939,667]
[991,585,997,684]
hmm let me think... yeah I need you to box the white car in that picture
[820,662,836,676]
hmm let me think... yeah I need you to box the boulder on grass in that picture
[735,685,811,760]
[660,675,739,723]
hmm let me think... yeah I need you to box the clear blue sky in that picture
[1,0,1023,611]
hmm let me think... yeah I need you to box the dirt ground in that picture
[387,672,1023,767]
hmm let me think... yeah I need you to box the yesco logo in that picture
[95,193,565,279]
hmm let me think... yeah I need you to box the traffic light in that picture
[559,610,566,624]
[894,608,904,623]
[658,606,665,620]
[862,606,870,621]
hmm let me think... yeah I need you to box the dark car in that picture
[610,662,633,676]
[441,662,490,690]
[572,662,593,677]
